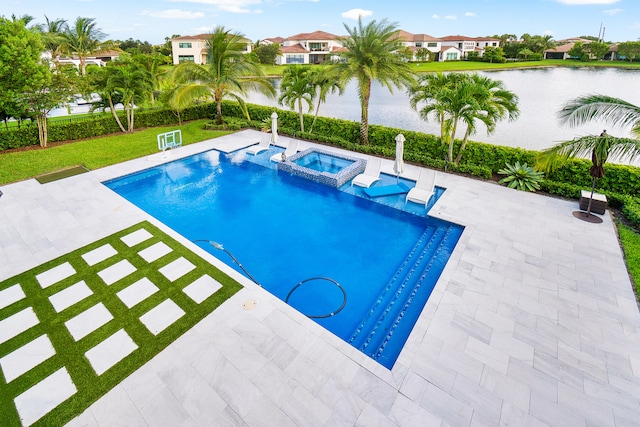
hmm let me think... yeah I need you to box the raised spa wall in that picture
[276,148,367,187]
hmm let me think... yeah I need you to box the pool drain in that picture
[285,277,347,319]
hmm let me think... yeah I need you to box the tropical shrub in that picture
[498,162,544,191]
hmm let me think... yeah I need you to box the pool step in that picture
[348,223,463,367]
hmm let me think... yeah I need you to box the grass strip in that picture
[0,221,242,427]
[618,223,640,297]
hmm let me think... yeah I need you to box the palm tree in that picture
[333,17,416,145]
[308,66,343,134]
[36,16,68,66]
[278,65,315,133]
[409,72,461,149]
[61,17,106,75]
[89,62,152,133]
[454,73,519,163]
[409,72,519,163]
[537,95,640,220]
[169,26,275,125]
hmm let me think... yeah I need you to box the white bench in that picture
[157,130,182,151]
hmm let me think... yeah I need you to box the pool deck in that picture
[2,129,640,426]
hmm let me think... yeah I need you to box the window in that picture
[179,42,192,49]
[415,42,423,48]
[427,42,437,48]
[446,52,458,60]
[178,55,194,63]
[286,54,304,64]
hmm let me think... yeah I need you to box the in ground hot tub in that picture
[277,148,366,187]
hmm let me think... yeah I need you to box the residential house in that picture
[394,30,443,61]
[171,34,252,65]
[440,35,500,59]
[543,38,592,60]
[275,31,344,65]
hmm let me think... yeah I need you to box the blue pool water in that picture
[105,148,463,368]
[293,151,354,174]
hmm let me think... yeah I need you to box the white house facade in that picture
[171,34,252,65]
[440,35,500,58]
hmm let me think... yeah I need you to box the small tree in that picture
[22,67,75,147]
[568,42,585,60]
[415,47,432,62]
[617,41,640,62]
[483,46,505,63]
[254,43,280,65]
[583,41,610,60]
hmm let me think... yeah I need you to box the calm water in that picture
[248,67,640,153]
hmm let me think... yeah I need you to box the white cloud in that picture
[341,9,374,20]
[603,8,623,15]
[465,12,476,17]
[432,14,441,19]
[139,9,205,19]
[168,0,261,14]
[444,15,457,20]
[543,30,554,36]
[555,0,619,5]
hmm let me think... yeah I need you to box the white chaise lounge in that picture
[351,157,381,188]
[270,139,298,162]
[406,169,436,205]
[246,134,271,155]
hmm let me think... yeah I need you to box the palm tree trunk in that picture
[108,96,127,133]
[454,128,471,164]
[310,97,322,134]
[298,99,305,133]
[360,80,371,145]
[215,99,223,125]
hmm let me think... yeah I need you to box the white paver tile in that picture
[0,284,26,310]
[97,260,137,285]
[138,242,172,263]
[0,307,39,345]
[139,299,185,335]
[116,277,159,308]
[81,244,118,266]
[159,257,195,282]
[183,275,222,304]
[65,303,114,341]
[0,334,56,382]
[48,281,93,313]
[85,329,138,375]
[36,262,76,289]
[14,367,76,426]
[121,228,153,247]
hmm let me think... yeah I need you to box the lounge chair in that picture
[246,134,271,155]
[351,157,381,188]
[270,139,298,162]
[406,169,436,205]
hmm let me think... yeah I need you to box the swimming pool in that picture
[105,148,463,368]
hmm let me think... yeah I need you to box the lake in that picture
[247,67,640,155]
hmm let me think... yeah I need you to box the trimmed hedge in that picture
[2,99,639,229]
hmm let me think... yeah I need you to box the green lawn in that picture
[0,120,230,185]
[618,223,640,296]
[258,59,640,76]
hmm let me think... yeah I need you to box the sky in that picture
[4,0,639,45]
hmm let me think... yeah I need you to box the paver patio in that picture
[1,129,639,426]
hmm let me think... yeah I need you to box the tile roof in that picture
[285,30,339,41]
